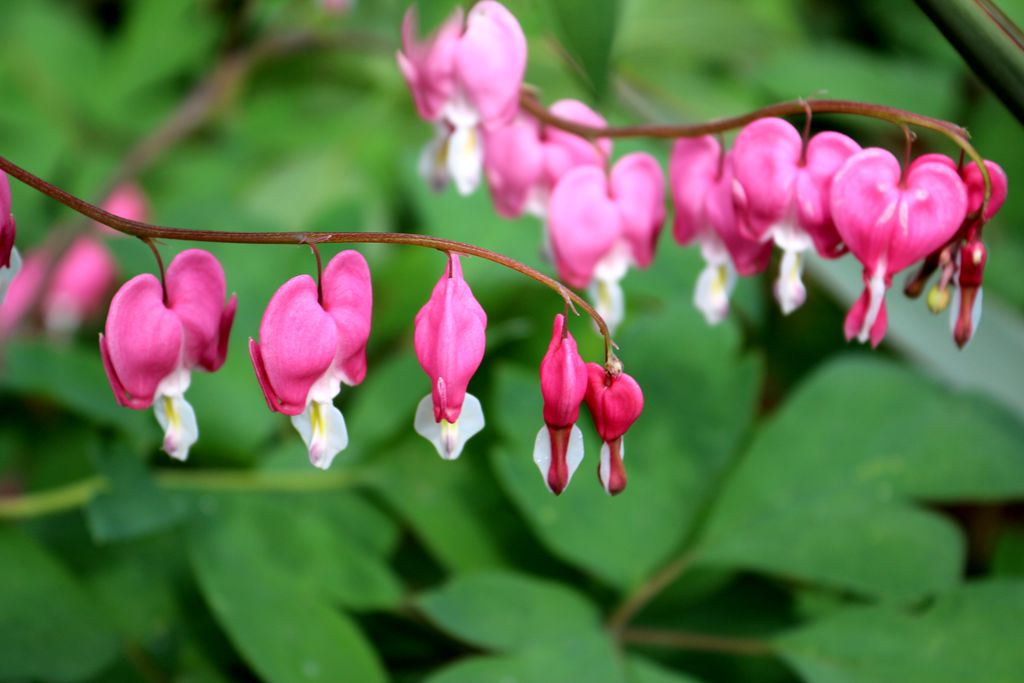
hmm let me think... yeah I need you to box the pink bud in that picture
[584,363,643,496]
[534,314,588,495]
[953,240,987,348]
[42,236,118,334]
[100,249,234,461]
[95,183,149,237]
[831,149,967,346]
[414,255,486,424]
[413,255,487,460]
[249,251,371,469]
[963,160,1008,222]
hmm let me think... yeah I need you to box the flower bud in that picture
[952,241,987,348]
[534,314,587,494]
[584,363,643,495]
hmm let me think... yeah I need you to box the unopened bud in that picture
[927,284,951,314]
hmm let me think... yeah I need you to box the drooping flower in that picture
[0,172,20,305]
[101,249,236,461]
[250,251,372,469]
[547,153,665,333]
[831,149,967,347]
[398,1,527,195]
[534,314,588,494]
[43,236,118,335]
[732,118,861,314]
[413,254,487,460]
[95,183,149,238]
[485,99,611,220]
[670,136,771,324]
[584,363,643,496]
[951,239,986,348]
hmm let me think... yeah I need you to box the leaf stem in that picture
[621,626,773,656]
[606,549,696,633]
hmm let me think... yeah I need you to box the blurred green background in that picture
[1,1,1024,682]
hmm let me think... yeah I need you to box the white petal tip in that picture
[154,393,198,464]
[291,401,348,471]
[414,393,485,460]
[532,424,585,494]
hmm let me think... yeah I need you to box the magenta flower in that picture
[43,236,118,335]
[485,99,611,220]
[0,172,20,305]
[0,250,47,336]
[732,118,861,314]
[831,149,967,347]
[250,251,372,469]
[670,136,771,324]
[547,153,665,332]
[413,255,487,460]
[584,363,643,496]
[398,1,527,195]
[534,314,588,495]
[94,183,149,238]
[101,249,236,461]
[952,240,986,348]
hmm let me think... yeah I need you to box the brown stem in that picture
[621,626,773,657]
[143,238,168,305]
[606,550,696,633]
[0,155,613,352]
[520,90,993,215]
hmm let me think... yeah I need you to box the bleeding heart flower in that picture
[0,250,47,336]
[584,363,643,496]
[547,153,665,333]
[399,1,527,196]
[534,314,588,495]
[732,118,861,314]
[101,249,236,461]
[414,255,487,460]
[42,236,118,335]
[670,136,771,324]
[0,172,20,305]
[250,251,372,469]
[831,148,967,347]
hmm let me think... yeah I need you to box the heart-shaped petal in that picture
[548,166,621,288]
[963,160,1008,221]
[43,236,117,333]
[454,1,527,128]
[796,131,861,257]
[164,249,234,372]
[539,313,587,429]
[321,250,373,386]
[484,117,544,218]
[584,363,644,443]
[542,99,611,187]
[670,135,721,246]
[732,117,802,240]
[101,274,183,410]
[250,275,338,416]
[397,5,462,121]
[610,152,665,268]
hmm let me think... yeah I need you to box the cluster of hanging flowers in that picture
[398,2,1008,348]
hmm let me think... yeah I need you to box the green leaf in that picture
[424,631,626,683]
[0,528,119,682]
[544,0,620,98]
[189,497,389,683]
[86,446,187,543]
[778,580,1024,683]
[626,656,707,683]
[417,571,600,651]
[698,357,1024,600]
[491,299,762,588]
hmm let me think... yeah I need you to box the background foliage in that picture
[1,1,1024,682]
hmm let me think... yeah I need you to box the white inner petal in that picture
[154,393,198,462]
[414,392,485,460]
[532,424,585,493]
[694,260,736,326]
[769,219,814,252]
[858,264,888,344]
[291,400,349,470]
[774,248,807,316]
[588,276,625,336]
[598,438,625,495]
[418,125,452,194]
[0,246,21,304]
[447,124,484,196]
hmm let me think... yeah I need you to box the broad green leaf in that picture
[189,498,388,683]
[543,0,620,98]
[86,446,187,543]
[417,571,600,651]
[993,530,1024,576]
[626,656,707,683]
[698,357,1024,600]
[491,299,762,588]
[0,528,118,682]
[778,580,1024,683]
[425,631,626,683]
